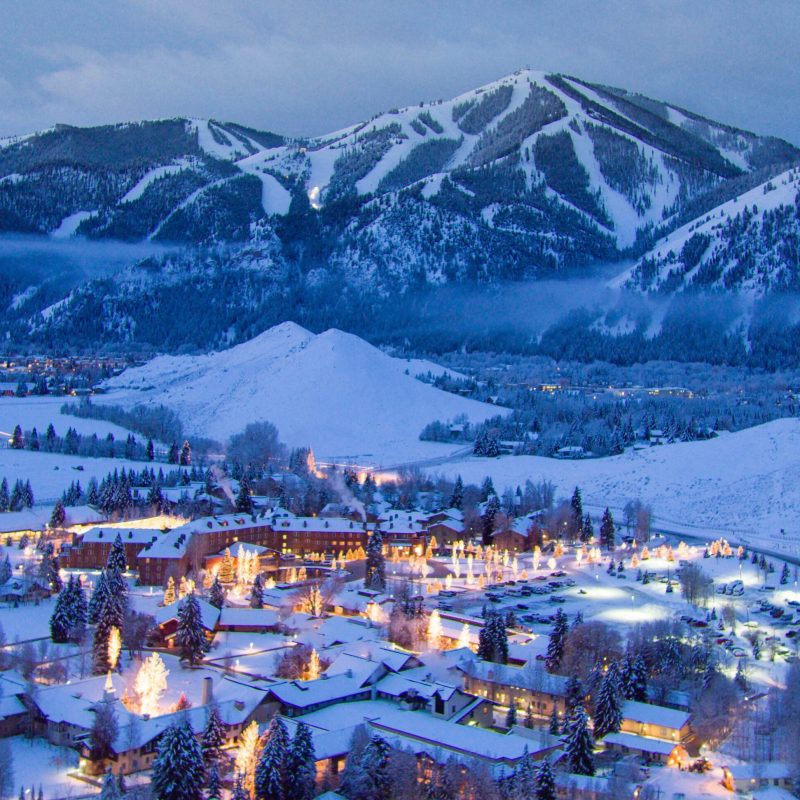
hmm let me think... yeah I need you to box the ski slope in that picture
[101,322,504,464]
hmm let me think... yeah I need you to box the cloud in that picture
[1,1,798,143]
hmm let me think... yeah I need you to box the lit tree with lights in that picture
[164,576,177,605]
[218,550,235,584]
[427,609,443,650]
[107,627,122,672]
[234,721,262,798]
[134,652,169,716]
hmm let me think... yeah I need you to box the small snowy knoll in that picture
[102,322,502,464]
[432,418,800,539]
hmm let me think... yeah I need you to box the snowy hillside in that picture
[431,418,800,543]
[616,165,800,293]
[101,322,503,463]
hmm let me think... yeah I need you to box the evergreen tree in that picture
[449,476,463,510]
[175,593,208,665]
[545,609,569,672]
[548,706,560,736]
[107,534,127,573]
[564,674,584,717]
[0,479,8,512]
[89,701,118,764]
[285,722,316,800]
[565,704,595,776]
[781,563,790,585]
[580,513,593,543]
[50,500,66,528]
[593,670,622,739]
[235,480,253,514]
[201,705,225,772]
[167,443,179,465]
[0,555,11,585]
[99,769,122,800]
[180,441,192,467]
[570,487,583,537]
[630,655,648,702]
[534,760,556,800]
[23,481,33,508]
[152,720,205,800]
[28,428,39,452]
[505,702,517,728]
[477,610,508,664]
[209,577,225,610]
[206,763,221,800]
[50,581,74,643]
[364,530,385,591]
[231,775,248,800]
[250,575,264,609]
[600,508,615,550]
[10,426,23,450]
[8,481,22,512]
[358,736,391,800]
[255,716,289,800]
[482,494,500,545]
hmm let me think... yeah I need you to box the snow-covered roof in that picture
[271,515,366,533]
[142,513,270,558]
[602,731,680,755]
[366,706,558,764]
[62,505,107,526]
[217,607,280,629]
[80,527,160,545]
[621,700,690,730]
[374,673,458,702]
[323,653,386,686]
[0,509,47,534]
[336,641,419,673]
[727,762,791,780]
[0,695,26,719]
[268,673,370,709]
[154,596,220,631]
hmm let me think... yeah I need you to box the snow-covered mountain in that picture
[100,322,503,464]
[2,69,799,355]
[614,165,800,294]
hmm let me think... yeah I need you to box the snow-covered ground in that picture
[428,418,800,545]
[100,322,503,464]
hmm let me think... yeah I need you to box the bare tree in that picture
[678,563,714,607]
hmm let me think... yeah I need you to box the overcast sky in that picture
[3,1,799,144]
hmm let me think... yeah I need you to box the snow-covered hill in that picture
[616,166,800,293]
[101,322,503,463]
[431,417,800,542]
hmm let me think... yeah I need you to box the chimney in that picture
[202,676,213,705]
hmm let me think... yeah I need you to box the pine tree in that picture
[580,513,593,543]
[548,706,560,735]
[10,426,23,450]
[364,530,385,591]
[0,555,11,585]
[482,494,500,545]
[176,593,208,666]
[50,500,66,528]
[28,428,39,452]
[235,480,253,514]
[593,670,622,739]
[179,441,192,467]
[152,720,205,800]
[545,609,569,672]
[206,763,221,800]
[564,674,584,717]
[570,487,583,537]
[505,702,517,728]
[285,721,316,800]
[358,736,391,800]
[255,717,289,800]
[231,775,248,800]
[0,479,8,512]
[50,580,75,643]
[781,563,790,585]
[146,439,155,462]
[449,476,463,510]
[631,655,648,702]
[565,704,594,776]
[600,508,615,550]
[107,534,127,573]
[100,768,122,800]
[218,550,235,584]
[167,443,179,465]
[201,705,225,772]
[250,575,264,609]
[534,759,556,800]
[480,476,495,502]
[209,577,225,609]
[23,481,33,508]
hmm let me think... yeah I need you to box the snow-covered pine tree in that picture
[50,580,74,643]
[50,500,66,529]
[107,534,127,573]
[364,530,385,591]
[570,487,583,536]
[449,476,463,510]
[285,721,316,800]
[565,704,595,776]
[505,702,517,728]
[545,609,568,672]
[206,763,221,800]
[580,513,593,543]
[152,720,205,800]
[358,736,391,800]
[548,706,560,735]
[209,577,225,609]
[534,759,556,800]
[99,768,122,800]
[255,716,290,800]
[175,593,208,666]
[599,508,615,550]
[201,704,225,772]
[250,575,264,609]
[0,555,11,585]
[593,670,622,739]
[564,674,584,718]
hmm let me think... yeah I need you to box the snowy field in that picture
[429,418,800,549]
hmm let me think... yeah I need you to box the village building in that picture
[619,699,692,743]
[61,527,160,571]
